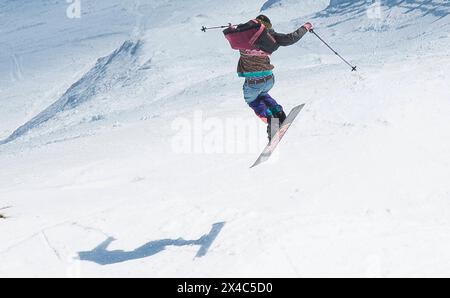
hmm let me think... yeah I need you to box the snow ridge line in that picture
[325,0,450,17]
[0,39,143,146]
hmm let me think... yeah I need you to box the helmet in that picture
[256,14,272,29]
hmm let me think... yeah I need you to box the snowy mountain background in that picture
[1,0,450,277]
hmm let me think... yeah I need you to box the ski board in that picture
[250,104,305,168]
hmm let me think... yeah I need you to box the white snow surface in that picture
[1,0,450,277]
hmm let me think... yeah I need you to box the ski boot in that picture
[267,111,287,142]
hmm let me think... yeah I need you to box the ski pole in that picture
[201,24,235,32]
[309,29,357,72]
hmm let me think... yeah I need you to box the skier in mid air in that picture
[223,15,313,141]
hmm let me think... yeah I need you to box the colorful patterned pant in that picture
[243,76,283,122]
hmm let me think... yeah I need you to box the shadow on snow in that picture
[78,222,226,265]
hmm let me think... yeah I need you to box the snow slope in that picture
[1,0,450,277]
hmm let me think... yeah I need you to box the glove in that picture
[303,22,313,31]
